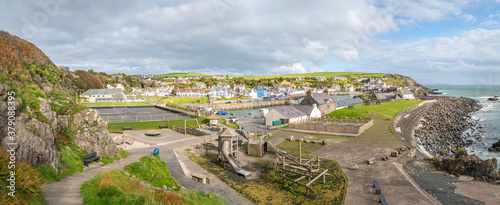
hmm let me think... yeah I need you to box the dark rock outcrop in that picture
[489,139,500,152]
[431,148,499,182]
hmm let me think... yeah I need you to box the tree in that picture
[73,70,103,90]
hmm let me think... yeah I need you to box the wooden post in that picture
[282,155,286,185]
[299,140,302,164]
[184,120,187,134]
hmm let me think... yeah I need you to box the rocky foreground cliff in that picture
[0,31,118,171]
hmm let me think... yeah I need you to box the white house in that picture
[397,88,415,100]
[264,106,308,127]
[344,86,356,92]
[248,89,258,99]
[80,89,125,103]
[292,104,321,119]
[106,83,124,91]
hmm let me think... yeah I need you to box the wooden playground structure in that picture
[272,140,330,195]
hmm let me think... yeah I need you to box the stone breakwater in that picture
[414,97,482,159]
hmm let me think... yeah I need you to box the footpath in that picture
[42,131,251,205]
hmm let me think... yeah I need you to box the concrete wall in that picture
[289,119,373,134]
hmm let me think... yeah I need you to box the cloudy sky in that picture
[1,0,500,85]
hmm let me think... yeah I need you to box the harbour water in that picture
[428,85,500,162]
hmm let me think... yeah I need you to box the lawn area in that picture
[186,145,347,204]
[108,118,206,132]
[80,155,227,205]
[219,119,239,129]
[327,100,422,118]
[84,102,150,107]
[162,97,209,105]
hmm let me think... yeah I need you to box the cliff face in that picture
[0,31,118,171]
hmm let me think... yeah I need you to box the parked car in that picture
[227,117,238,123]
[225,101,232,104]
[217,111,228,115]
[237,100,242,103]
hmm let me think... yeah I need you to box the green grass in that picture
[84,102,151,107]
[81,155,227,205]
[162,97,210,105]
[327,100,422,118]
[219,119,239,129]
[108,118,206,133]
[124,155,179,189]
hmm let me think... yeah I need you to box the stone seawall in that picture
[414,97,482,159]
[211,100,294,111]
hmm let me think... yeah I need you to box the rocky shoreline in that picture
[414,97,483,159]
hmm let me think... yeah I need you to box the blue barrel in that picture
[153,148,160,156]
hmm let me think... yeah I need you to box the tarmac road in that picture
[392,100,435,159]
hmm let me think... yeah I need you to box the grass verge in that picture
[327,100,422,118]
[108,118,206,133]
[81,155,227,205]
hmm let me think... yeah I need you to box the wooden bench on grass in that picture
[378,194,388,205]
[159,125,169,129]
[373,179,382,194]
[83,152,100,167]
[123,127,132,131]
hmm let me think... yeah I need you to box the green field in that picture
[162,96,210,105]
[108,118,206,132]
[327,100,423,118]
[84,102,151,107]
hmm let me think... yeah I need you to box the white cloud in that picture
[363,28,500,84]
[0,0,478,79]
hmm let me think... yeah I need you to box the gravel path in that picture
[408,172,484,205]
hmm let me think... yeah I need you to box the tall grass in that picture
[0,151,44,204]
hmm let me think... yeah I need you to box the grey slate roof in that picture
[400,88,413,95]
[291,105,314,115]
[81,89,122,96]
[312,93,335,105]
[273,106,306,119]
[336,98,364,107]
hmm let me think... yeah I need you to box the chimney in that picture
[323,89,329,94]
[307,89,312,97]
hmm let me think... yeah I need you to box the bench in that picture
[159,125,168,129]
[373,179,382,194]
[192,172,207,184]
[123,127,132,130]
[83,152,100,166]
[367,157,375,164]
[378,194,388,205]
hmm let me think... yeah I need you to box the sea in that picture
[428,85,500,162]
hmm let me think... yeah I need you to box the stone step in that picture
[44,196,83,205]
